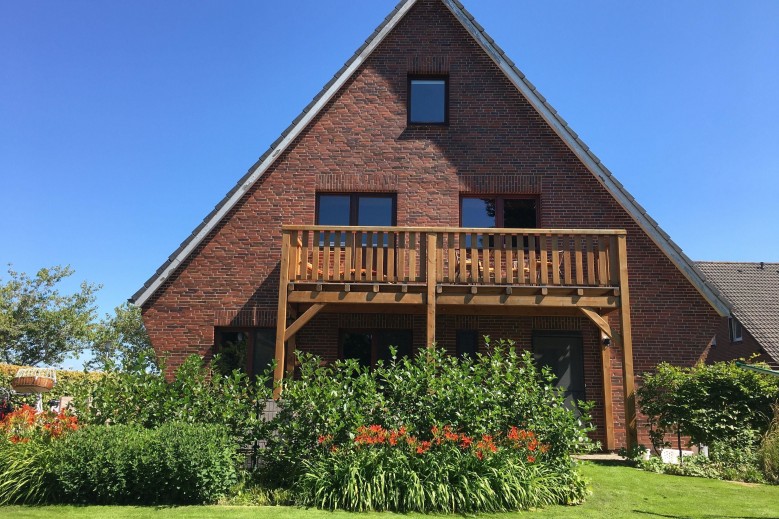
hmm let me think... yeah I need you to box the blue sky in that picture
[1,1,778,366]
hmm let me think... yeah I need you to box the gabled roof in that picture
[696,262,779,360]
[131,0,732,316]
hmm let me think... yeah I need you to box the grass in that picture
[2,462,778,518]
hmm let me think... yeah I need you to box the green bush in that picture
[261,340,593,511]
[72,354,272,444]
[638,361,779,452]
[53,422,239,504]
[759,404,779,483]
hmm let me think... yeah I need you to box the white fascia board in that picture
[441,0,729,317]
[133,0,419,307]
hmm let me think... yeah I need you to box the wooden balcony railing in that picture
[282,226,625,288]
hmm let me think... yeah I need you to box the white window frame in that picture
[728,317,743,343]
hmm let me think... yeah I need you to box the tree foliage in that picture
[0,266,99,366]
[87,302,156,371]
[638,361,779,452]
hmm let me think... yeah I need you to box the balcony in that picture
[281,226,625,308]
[274,225,636,449]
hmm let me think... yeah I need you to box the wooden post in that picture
[601,338,616,451]
[273,231,292,399]
[579,307,616,450]
[426,233,437,349]
[617,234,637,448]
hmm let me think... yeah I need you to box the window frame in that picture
[214,327,275,382]
[459,195,540,229]
[728,317,743,343]
[315,193,397,227]
[338,328,413,369]
[407,75,449,126]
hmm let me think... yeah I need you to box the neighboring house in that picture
[131,0,732,450]
[697,262,779,368]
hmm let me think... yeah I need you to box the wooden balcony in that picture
[274,225,636,449]
[282,226,624,303]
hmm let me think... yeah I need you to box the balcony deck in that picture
[273,225,636,450]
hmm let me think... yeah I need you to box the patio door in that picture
[532,332,585,411]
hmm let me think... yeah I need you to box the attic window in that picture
[728,317,743,343]
[408,77,448,124]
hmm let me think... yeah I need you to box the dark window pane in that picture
[503,199,537,228]
[456,330,478,358]
[253,329,276,387]
[342,332,372,369]
[358,197,393,227]
[410,79,446,123]
[317,195,351,225]
[377,330,412,364]
[215,331,247,376]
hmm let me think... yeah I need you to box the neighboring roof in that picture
[131,0,732,316]
[696,262,779,360]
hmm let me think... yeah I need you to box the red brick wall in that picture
[706,317,776,368]
[141,0,721,448]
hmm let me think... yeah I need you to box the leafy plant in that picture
[297,423,585,512]
[759,404,779,483]
[638,360,779,453]
[53,422,239,504]
[261,339,594,510]
[72,354,272,444]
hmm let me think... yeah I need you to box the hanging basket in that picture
[11,368,57,394]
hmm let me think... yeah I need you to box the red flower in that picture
[527,455,536,463]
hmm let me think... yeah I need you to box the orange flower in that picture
[527,455,536,463]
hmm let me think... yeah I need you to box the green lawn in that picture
[2,462,778,518]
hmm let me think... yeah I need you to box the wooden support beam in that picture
[344,284,351,292]
[288,291,424,304]
[505,286,512,295]
[285,335,297,375]
[273,232,292,399]
[617,234,638,448]
[601,337,616,450]
[579,307,614,339]
[316,283,323,292]
[541,287,548,296]
[426,233,437,348]
[401,284,408,293]
[579,307,616,450]
[372,284,380,293]
[283,303,326,341]
[470,285,478,294]
[435,294,617,308]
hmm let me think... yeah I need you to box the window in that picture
[408,77,448,124]
[456,330,478,358]
[460,196,538,247]
[316,193,396,227]
[340,329,413,369]
[215,328,275,387]
[729,317,743,343]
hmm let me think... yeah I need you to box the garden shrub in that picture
[72,354,272,444]
[759,404,779,483]
[261,340,592,512]
[638,360,779,453]
[0,362,103,410]
[53,422,239,504]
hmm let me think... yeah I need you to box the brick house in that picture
[131,0,732,450]
[696,261,779,369]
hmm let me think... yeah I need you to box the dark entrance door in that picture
[532,332,586,411]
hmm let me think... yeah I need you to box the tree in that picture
[88,302,157,371]
[0,265,100,366]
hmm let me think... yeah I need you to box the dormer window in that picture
[408,77,448,124]
[728,317,743,343]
